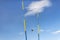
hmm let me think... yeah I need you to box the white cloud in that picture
[25,0,52,16]
[19,32,24,35]
[51,30,60,34]
[40,29,50,32]
[40,29,45,32]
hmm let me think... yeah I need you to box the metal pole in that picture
[22,0,24,10]
[24,19,27,40]
[25,31,27,40]
[38,33,40,40]
[22,0,27,40]
[37,14,40,40]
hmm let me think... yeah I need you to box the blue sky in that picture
[0,0,60,40]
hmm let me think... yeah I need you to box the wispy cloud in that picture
[40,29,45,32]
[40,29,50,32]
[25,0,52,16]
[51,30,60,34]
[40,29,60,34]
[19,32,24,35]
